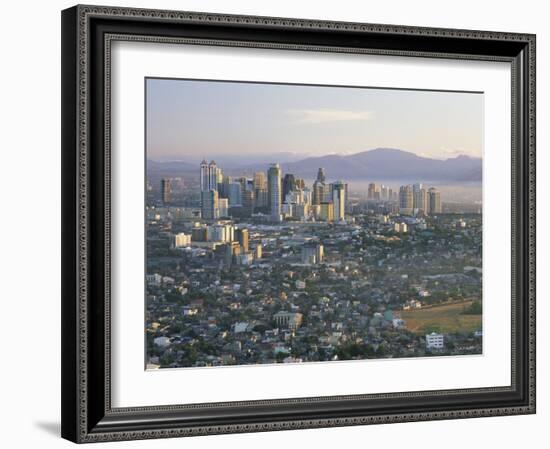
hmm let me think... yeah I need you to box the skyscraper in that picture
[428,187,442,215]
[399,185,414,215]
[367,183,377,200]
[267,163,282,221]
[414,187,429,213]
[331,181,346,221]
[228,182,242,206]
[235,228,249,253]
[282,173,296,203]
[252,171,268,210]
[201,190,219,220]
[316,168,326,183]
[161,178,172,205]
[200,160,222,192]
[253,171,267,190]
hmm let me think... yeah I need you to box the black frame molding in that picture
[61,4,536,443]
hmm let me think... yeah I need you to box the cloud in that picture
[287,108,374,124]
[439,147,481,158]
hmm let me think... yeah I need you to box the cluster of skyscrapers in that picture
[159,162,443,222]
[195,160,348,223]
[366,182,442,216]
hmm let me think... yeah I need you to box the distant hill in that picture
[147,148,482,183]
[147,160,196,176]
[278,148,481,182]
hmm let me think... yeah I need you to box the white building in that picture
[426,332,444,349]
[273,311,303,330]
[394,222,408,233]
[146,273,162,287]
[153,336,171,348]
[171,232,191,248]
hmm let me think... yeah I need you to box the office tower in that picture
[242,189,254,216]
[201,189,219,220]
[255,189,268,209]
[253,171,267,190]
[313,181,330,205]
[320,202,334,222]
[218,198,228,217]
[302,188,312,206]
[235,228,249,253]
[252,172,268,210]
[381,185,389,201]
[268,163,282,221]
[428,187,442,215]
[282,173,296,202]
[161,178,174,205]
[191,226,208,242]
[301,243,324,264]
[414,187,429,213]
[331,181,346,221]
[295,178,305,190]
[228,182,242,206]
[254,244,262,260]
[171,232,191,248]
[316,167,326,183]
[399,185,414,215]
[367,183,377,200]
[161,178,172,204]
[200,160,222,192]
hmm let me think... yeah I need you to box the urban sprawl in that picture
[146,160,482,369]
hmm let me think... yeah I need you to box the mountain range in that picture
[147,148,482,183]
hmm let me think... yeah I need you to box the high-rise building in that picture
[282,173,296,202]
[399,185,414,215]
[268,163,282,221]
[367,183,377,200]
[301,243,324,264]
[252,172,268,210]
[428,187,442,215]
[218,198,228,217]
[241,190,254,216]
[191,226,208,242]
[235,228,249,253]
[161,178,172,204]
[200,160,222,192]
[331,181,346,221]
[316,168,326,183]
[253,171,267,190]
[319,202,334,222]
[171,232,191,248]
[413,187,429,213]
[228,182,242,206]
[201,190,219,220]
[380,185,389,201]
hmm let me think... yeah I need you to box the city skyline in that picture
[146,78,483,162]
[145,78,482,370]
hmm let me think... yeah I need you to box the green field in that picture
[398,301,482,335]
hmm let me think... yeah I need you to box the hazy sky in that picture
[146,78,483,162]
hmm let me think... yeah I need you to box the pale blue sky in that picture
[146,78,483,161]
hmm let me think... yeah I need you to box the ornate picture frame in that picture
[61,4,536,443]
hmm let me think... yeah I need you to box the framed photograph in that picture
[61,4,536,443]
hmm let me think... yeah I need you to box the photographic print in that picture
[145,78,483,370]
